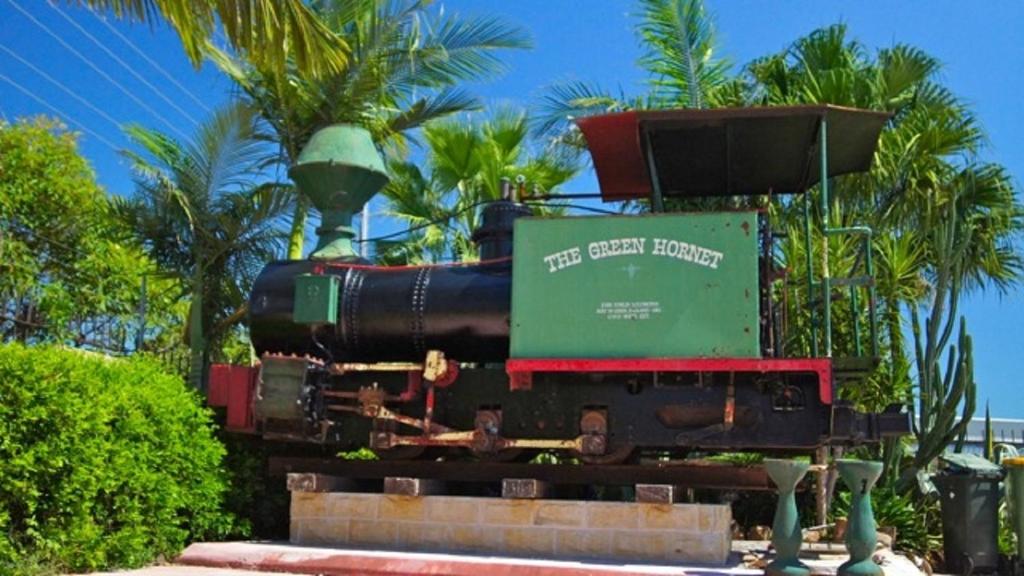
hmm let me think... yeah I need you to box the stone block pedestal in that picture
[288,475,732,564]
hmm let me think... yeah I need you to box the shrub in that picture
[832,485,940,555]
[219,435,289,540]
[0,343,235,574]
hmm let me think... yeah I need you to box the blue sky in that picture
[1,1,1021,415]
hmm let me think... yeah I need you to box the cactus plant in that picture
[899,306,976,493]
[897,197,978,493]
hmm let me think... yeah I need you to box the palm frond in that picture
[789,24,863,74]
[409,12,532,84]
[532,80,628,144]
[382,109,579,262]
[874,44,941,111]
[482,107,528,160]
[875,232,928,303]
[636,0,730,108]
[122,102,292,286]
[192,103,272,197]
[387,88,480,134]
[81,0,350,79]
[949,163,1024,293]
[423,118,483,192]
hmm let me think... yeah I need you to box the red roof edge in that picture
[576,111,649,202]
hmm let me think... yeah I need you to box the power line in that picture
[4,0,191,141]
[46,1,200,126]
[0,42,124,131]
[85,5,212,113]
[0,72,120,151]
[355,200,495,244]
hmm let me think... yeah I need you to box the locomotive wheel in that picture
[578,444,636,465]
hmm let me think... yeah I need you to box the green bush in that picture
[832,485,940,555]
[220,435,289,540]
[0,343,235,574]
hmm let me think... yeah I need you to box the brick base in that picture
[289,486,731,564]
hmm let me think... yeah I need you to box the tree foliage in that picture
[381,108,578,262]
[77,0,350,80]
[0,118,180,352]
[636,0,731,108]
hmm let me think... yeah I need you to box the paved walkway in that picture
[177,541,709,575]
[88,540,925,576]
[93,567,304,576]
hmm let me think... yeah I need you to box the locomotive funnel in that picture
[288,124,389,260]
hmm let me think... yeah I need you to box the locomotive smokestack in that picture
[288,125,389,260]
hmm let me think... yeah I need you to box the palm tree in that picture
[209,0,531,258]
[534,0,739,153]
[78,0,348,79]
[116,102,292,389]
[381,109,578,263]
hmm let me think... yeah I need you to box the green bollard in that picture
[837,459,884,576]
[1006,457,1024,559]
[765,459,812,576]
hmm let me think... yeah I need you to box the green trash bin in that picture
[933,454,1005,575]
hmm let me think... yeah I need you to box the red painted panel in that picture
[576,112,650,202]
[207,364,231,407]
[225,365,257,432]
[506,357,833,404]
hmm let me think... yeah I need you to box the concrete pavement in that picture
[92,567,305,576]
[83,540,926,576]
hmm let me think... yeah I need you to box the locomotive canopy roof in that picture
[576,104,891,202]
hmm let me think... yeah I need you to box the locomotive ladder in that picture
[806,116,880,374]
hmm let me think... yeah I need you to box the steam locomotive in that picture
[210,104,909,463]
